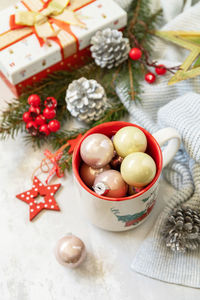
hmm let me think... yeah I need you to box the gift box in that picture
[0,0,127,97]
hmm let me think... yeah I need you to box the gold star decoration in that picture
[155,31,200,85]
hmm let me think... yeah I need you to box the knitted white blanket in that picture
[116,0,200,288]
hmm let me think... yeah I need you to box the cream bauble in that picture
[121,152,156,187]
[113,126,147,158]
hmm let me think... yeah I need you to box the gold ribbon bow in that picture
[0,0,92,53]
[15,0,85,40]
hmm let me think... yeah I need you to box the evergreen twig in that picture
[0,0,162,172]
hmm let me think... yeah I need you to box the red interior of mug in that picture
[72,121,163,201]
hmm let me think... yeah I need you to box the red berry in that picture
[129,47,142,60]
[39,124,51,136]
[28,94,41,107]
[29,106,40,118]
[145,72,156,84]
[155,64,167,75]
[44,97,57,109]
[26,121,38,136]
[23,111,32,123]
[48,120,60,132]
[43,107,56,119]
[35,114,46,126]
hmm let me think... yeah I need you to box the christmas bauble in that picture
[39,124,50,136]
[44,97,57,108]
[35,114,46,126]
[121,152,156,187]
[129,47,142,60]
[110,153,123,170]
[155,64,167,75]
[145,72,156,84]
[128,185,143,196]
[43,107,56,119]
[80,163,110,188]
[80,133,114,168]
[93,170,128,198]
[28,94,41,107]
[55,235,86,268]
[113,126,147,158]
[48,120,60,132]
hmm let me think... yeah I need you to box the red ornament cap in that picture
[145,72,156,84]
[43,107,56,119]
[129,47,142,60]
[16,176,61,221]
[155,64,167,75]
[28,94,41,107]
[44,97,57,109]
[48,120,60,132]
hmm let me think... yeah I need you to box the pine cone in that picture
[90,28,130,69]
[66,77,107,123]
[162,206,200,252]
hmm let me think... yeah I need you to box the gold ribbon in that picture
[15,0,85,39]
[0,0,93,55]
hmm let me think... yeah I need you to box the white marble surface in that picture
[0,1,199,299]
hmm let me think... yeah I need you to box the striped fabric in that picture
[115,0,200,288]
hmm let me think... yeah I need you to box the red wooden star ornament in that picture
[16,176,61,221]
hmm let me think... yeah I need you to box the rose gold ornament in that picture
[93,170,128,198]
[80,163,110,188]
[80,133,114,168]
[128,185,144,196]
[110,153,123,170]
[55,234,86,268]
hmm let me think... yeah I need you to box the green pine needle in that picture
[0,0,162,170]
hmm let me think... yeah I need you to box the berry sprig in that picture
[129,47,179,84]
[23,94,61,137]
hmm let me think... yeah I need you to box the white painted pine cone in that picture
[90,28,130,69]
[66,77,107,123]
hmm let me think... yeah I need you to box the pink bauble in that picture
[80,163,110,188]
[55,235,86,268]
[80,133,114,168]
[93,170,128,198]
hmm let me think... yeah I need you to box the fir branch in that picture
[0,0,162,151]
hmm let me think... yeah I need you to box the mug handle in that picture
[152,127,181,168]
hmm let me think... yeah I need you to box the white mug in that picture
[72,121,181,231]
